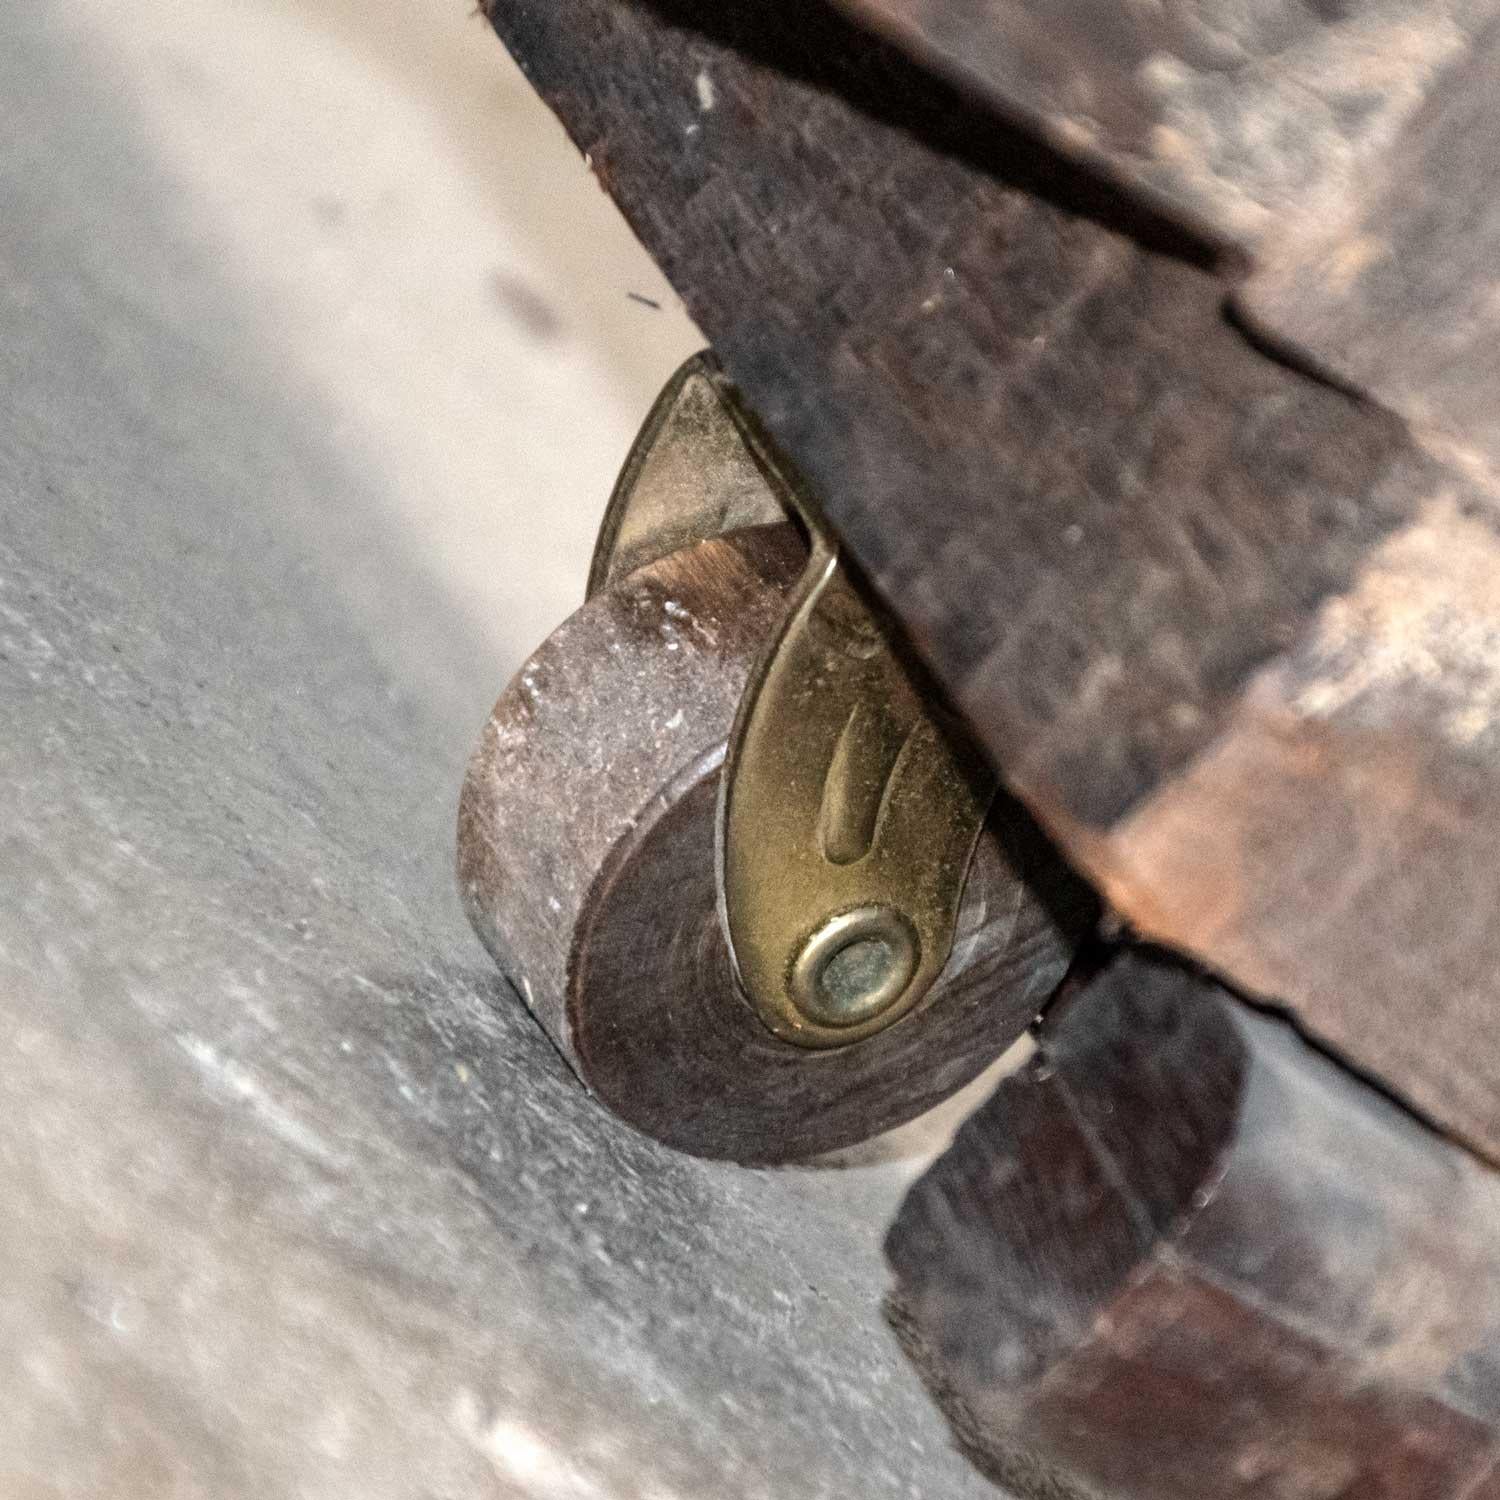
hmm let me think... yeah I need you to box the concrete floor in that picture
[0,5,1009,1497]
[70,0,702,698]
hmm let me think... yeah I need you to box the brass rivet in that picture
[791,907,919,1029]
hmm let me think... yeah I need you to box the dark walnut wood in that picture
[458,526,1094,1163]
[484,0,1500,1166]
[887,947,1500,1499]
[1243,22,1500,473]
[827,0,1495,261]
[830,0,1500,480]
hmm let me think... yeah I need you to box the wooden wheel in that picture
[458,523,1092,1162]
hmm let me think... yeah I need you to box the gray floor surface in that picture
[0,6,1004,1496]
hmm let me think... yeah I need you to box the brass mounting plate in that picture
[717,514,995,1048]
[597,352,995,1049]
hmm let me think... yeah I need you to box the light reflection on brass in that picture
[595,351,995,1049]
[718,520,994,1048]
[586,352,785,598]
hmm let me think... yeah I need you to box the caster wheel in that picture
[458,357,1093,1162]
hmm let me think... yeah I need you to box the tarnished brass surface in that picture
[586,353,784,598]
[719,526,995,1047]
[593,351,996,1049]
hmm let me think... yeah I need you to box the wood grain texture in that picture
[887,947,1500,1499]
[834,0,1500,479]
[829,0,1499,253]
[459,526,1095,1162]
[484,0,1500,1163]
[1243,20,1500,473]
[489,0,1406,824]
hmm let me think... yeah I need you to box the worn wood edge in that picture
[1034,492,1500,1164]
[480,0,1428,825]
[886,946,1500,1499]
[1237,20,1500,479]
[829,0,1498,275]
[823,0,1255,253]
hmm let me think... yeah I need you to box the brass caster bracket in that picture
[592,354,995,1049]
[459,350,1086,1159]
